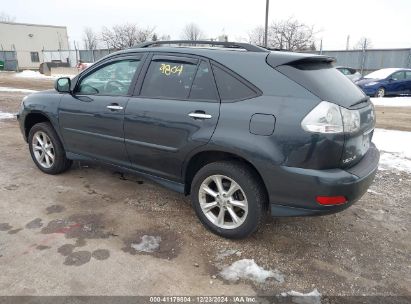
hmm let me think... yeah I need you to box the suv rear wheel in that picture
[28,122,72,174]
[191,161,266,239]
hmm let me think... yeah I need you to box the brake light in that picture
[316,196,347,205]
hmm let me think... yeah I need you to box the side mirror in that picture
[55,77,71,93]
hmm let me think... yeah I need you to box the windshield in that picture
[364,69,398,79]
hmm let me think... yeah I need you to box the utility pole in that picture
[320,39,323,54]
[346,35,350,50]
[264,0,269,47]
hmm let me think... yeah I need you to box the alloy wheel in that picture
[198,175,248,229]
[32,131,55,168]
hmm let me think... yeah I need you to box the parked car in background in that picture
[355,68,411,97]
[17,40,379,239]
[336,66,362,82]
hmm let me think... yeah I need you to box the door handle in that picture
[107,105,124,111]
[188,112,212,120]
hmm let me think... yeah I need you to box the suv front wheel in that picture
[191,161,266,239]
[28,122,72,174]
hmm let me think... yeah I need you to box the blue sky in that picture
[2,0,411,50]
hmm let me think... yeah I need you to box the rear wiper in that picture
[350,97,369,108]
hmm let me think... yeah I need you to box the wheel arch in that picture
[183,149,269,206]
[24,111,53,140]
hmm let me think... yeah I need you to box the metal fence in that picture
[42,49,112,67]
[0,51,18,71]
[309,48,411,74]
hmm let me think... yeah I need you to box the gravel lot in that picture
[0,72,410,298]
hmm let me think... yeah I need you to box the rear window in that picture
[212,65,257,102]
[276,62,366,107]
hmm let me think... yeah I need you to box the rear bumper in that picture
[266,143,380,217]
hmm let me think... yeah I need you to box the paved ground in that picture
[0,73,410,297]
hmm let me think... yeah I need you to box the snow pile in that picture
[220,259,284,283]
[14,70,50,78]
[281,289,321,304]
[371,97,411,107]
[0,111,15,120]
[131,235,161,253]
[0,87,38,94]
[373,128,411,173]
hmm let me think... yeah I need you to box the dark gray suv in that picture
[17,41,379,239]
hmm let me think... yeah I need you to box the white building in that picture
[0,21,69,70]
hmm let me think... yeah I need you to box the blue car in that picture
[355,68,411,97]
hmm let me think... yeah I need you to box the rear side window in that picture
[189,61,218,101]
[212,65,257,102]
[140,59,197,99]
[276,62,366,107]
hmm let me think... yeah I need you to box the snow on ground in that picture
[0,87,38,94]
[220,259,284,283]
[371,96,411,107]
[13,70,75,79]
[131,235,161,253]
[280,289,321,304]
[0,111,15,120]
[373,128,411,173]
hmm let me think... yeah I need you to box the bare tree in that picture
[181,23,204,41]
[83,27,98,50]
[0,12,16,22]
[248,26,265,46]
[268,18,316,51]
[101,23,155,50]
[353,37,373,50]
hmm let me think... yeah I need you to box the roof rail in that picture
[133,40,268,52]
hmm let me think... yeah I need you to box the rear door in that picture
[124,54,220,181]
[59,55,144,166]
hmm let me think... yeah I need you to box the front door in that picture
[124,55,220,181]
[59,56,143,166]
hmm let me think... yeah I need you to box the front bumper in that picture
[357,85,378,96]
[266,143,380,216]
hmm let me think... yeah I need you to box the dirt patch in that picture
[58,244,75,256]
[0,223,12,231]
[122,229,181,260]
[41,213,110,239]
[375,106,411,132]
[8,228,23,234]
[25,218,43,229]
[36,245,51,251]
[92,249,110,260]
[63,251,92,266]
[46,205,65,214]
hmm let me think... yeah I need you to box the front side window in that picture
[30,52,39,62]
[391,71,405,81]
[140,59,197,99]
[212,65,257,102]
[77,59,140,96]
[406,71,411,79]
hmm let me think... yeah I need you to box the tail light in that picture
[316,196,347,205]
[301,101,360,134]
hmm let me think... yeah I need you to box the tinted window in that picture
[406,71,411,79]
[212,65,257,101]
[276,62,366,107]
[391,71,405,81]
[78,59,140,95]
[189,61,218,101]
[141,59,197,99]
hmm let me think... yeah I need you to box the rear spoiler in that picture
[266,51,335,68]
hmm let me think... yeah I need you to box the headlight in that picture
[364,81,378,86]
[302,101,361,134]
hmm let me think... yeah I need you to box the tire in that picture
[28,122,72,174]
[191,161,267,239]
[375,87,385,98]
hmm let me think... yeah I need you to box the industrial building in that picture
[0,21,69,70]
